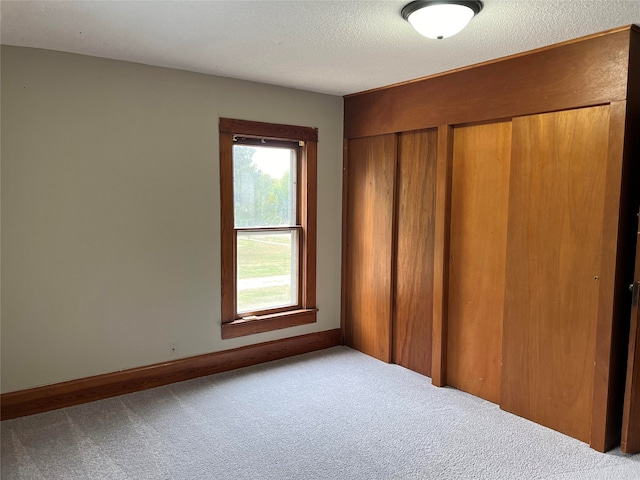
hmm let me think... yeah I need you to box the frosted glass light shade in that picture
[402,1,483,40]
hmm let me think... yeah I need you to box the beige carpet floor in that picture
[2,346,639,479]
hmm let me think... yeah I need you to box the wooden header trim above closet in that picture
[344,26,636,139]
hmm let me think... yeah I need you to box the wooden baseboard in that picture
[1,329,342,420]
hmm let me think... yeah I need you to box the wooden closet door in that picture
[344,134,397,362]
[501,105,610,443]
[392,129,436,376]
[447,122,512,403]
[621,213,640,453]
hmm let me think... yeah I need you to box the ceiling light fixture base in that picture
[402,0,483,40]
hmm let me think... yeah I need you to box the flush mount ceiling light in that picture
[402,0,483,40]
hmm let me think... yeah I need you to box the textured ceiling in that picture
[1,0,639,96]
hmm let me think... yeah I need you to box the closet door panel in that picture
[447,121,512,403]
[344,135,397,362]
[502,106,610,443]
[621,213,640,453]
[392,129,437,376]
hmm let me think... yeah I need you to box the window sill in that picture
[221,308,318,339]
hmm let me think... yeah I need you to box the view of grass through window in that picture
[233,144,298,314]
[236,232,297,313]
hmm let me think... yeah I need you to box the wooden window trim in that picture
[222,308,319,339]
[220,118,318,339]
[220,118,318,142]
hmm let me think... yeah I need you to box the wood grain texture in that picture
[620,28,640,453]
[340,139,349,342]
[344,134,397,362]
[589,101,633,452]
[447,122,512,404]
[432,126,453,386]
[221,308,317,339]
[0,329,342,420]
[344,28,631,139]
[301,140,318,308]
[392,129,437,376]
[220,118,318,142]
[622,217,640,453]
[501,106,610,444]
[219,132,236,323]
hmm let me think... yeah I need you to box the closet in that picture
[447,121,511,404]
[392,130,436,376]
[341,26,640,452]
[343,134,396,363]
[501,106,610,444]
[343,130,436,376]
[622,222,640,452]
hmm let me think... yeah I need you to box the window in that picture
[219,118,317,339]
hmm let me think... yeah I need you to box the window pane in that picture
[236,230,298,313]
[233,145,296,228]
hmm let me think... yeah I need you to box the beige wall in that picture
[0,46,344,393]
